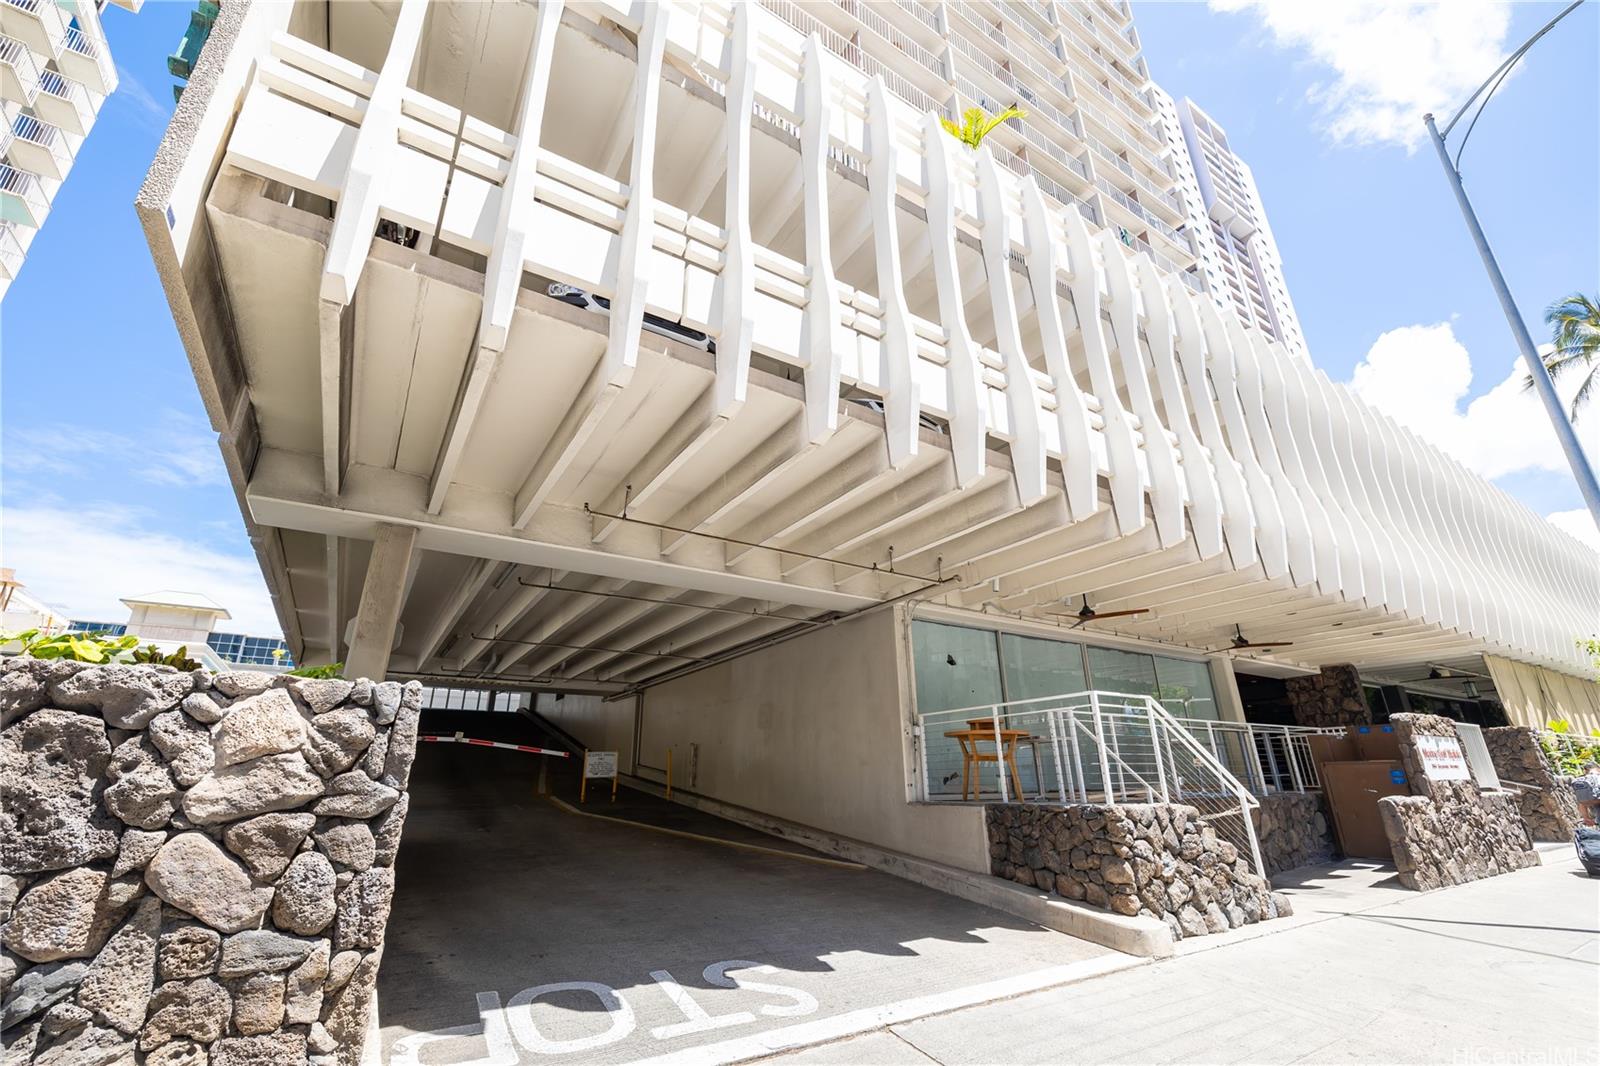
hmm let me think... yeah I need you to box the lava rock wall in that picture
[1252,792,1338,876]
[1,659,420,1066]
[985,803,1293,943]
[1378,713,1538,891]
[1482,726,1581,842]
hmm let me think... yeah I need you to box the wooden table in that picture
[944,727,1030,801]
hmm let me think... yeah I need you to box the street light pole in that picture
[1424,114,1600,524]
[1421,0,1600,527]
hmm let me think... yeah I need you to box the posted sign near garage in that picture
[581,750,620,802]
[1415,735,1471,781]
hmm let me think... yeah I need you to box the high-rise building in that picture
[0,0,140,300]
[135,0,1599,882]
[1155,89,1308,360]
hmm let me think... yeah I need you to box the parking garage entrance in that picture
[375,700,1121,1066]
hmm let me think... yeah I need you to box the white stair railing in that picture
[915,690,1290,877]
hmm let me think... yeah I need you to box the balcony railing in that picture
[892,0,941,36]
[759,0,949,118]
[1089,135,1180,213]
[0,162,47,226]
[834,0,947,82]
[10,111,70,176]
[36,68,93,133]
[0,220,22,277]
[60,25,115,91]
[0,32,40,102]
[950,31,1012,91]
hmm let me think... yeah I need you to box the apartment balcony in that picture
[34,67,91,134]
[825,0,948,90]
[8,110,70,178]
[0,32,39,105]
[1088,136,1182,220]
[0,161,46,226]
[57,26,113,94]
[949,33,1013,96]
[1008,43,1073,105]
[996,4,1065,68]
[887,0,942,41]
[759,0,950,120]
[1018,0,1057,32]
[0,0,64,59]
[0,219,21,279]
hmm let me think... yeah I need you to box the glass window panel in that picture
[911,621,1003,800]
[1153,656,1218,722]
[911,621,1002,712]
[998,634,1088,798]
[1085,645,1159,702]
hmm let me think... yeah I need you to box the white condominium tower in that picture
[0,0,139,300]
[1155,89,1308,361]
[139,0,1597,732]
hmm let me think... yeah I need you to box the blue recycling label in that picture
[1357,726,1371,733]
[1389,770,1407,785]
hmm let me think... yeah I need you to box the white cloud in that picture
[5,411,228,489]
[1548,509,1600,551]
[0,502,282,636]
[1347,321,1600,480]
[1210,0,1514,150]
[1347,321,1600,547]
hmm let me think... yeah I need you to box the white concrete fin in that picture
[1018,177,1097,522]
[1223,315,1316,589]
[1136,258,1223,560]
[1097,232,1183,549]
[427,0,564,517]
[973,149,1046,506]
[866,76,920,471]
[1195,297,1287,580]
[714,1,756,416]
[1059,204,1145,533]
[603,2,668,387]
[921,114,987,490]
[800,36,846,445]
[1163,278,1255,570]
[318,0,429,306]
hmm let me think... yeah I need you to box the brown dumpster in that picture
[1320,760,1409,860]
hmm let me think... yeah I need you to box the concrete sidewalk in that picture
[756,853,1599,1065]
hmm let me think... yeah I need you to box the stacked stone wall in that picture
[1252,792,1338,876]
[1482,726,1581,842]
[1378,713,1539,891]
[985,803,1292,943]
[0,659,420,1066]
[1283,665,1369,728]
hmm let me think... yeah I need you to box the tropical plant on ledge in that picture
[940,105,1027,150]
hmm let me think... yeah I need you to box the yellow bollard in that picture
[579,748,589,804]
[666,748,673,800]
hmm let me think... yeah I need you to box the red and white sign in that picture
[1415,734,1470,781]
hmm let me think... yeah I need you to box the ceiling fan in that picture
[1220,625,1294,652]
[1048,595,1150,630]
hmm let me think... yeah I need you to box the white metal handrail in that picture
[914,690,1296,877]
[0,221,23,276]
[0,34,40,95]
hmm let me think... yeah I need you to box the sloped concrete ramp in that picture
[376,737,1125,1065]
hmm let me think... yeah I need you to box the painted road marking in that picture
[546,796,866,871]
[386,955,1141,1066]
[388,960,821,1066]
[621,954,1145,1066]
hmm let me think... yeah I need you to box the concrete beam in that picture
[345,523,418,681]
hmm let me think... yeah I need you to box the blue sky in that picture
[2,1,1596,638]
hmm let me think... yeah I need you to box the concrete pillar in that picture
[345,523,418,681]
[1209,656,1248,725]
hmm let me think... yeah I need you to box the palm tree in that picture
[939,105,1027,150]
[1523,293,1600,421]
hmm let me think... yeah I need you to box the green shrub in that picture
[0,629,141,663]
[287,662,344,679]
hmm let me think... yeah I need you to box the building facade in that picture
[1154,89,1308,360]
[0,0,138,299]
[136,0,1599,870]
